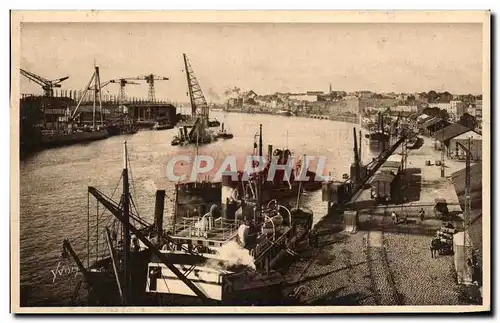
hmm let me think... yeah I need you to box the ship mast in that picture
[70,65,104,128]
[122,141,131,305]
[256,124,263,219]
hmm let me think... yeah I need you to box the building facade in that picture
[430,101,466,121]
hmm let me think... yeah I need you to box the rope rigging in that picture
[61,161,153,266]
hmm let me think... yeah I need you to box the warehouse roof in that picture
[432,123,470,142]
[421,117,450,129]
[452,130,482,140]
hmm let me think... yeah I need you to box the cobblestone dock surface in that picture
[384,233,463,305]
[287,227,376,305]
[284,136,475,306]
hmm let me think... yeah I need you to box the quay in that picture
[285,134,482,306]
[220,108,358,124]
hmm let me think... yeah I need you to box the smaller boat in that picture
[216,123,234,139]
[153,122,174,131]
[171,126,217,146]
[208,119,221,128]
[171,137,181,146]
[276,110,293,117]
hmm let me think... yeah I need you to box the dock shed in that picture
[432,123,469,148]
[449,131,482,161]
[420,117,450,136]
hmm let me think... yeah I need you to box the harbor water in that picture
[19,112,376,306]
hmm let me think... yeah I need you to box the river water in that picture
[19,111,375,306]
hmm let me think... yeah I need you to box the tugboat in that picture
[173,124,321,216]
[170,121,216,146]
[247,126,323,199]
[216,122,234,139]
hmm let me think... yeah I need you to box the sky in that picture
[19,22,483,103]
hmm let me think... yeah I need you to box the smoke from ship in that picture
[218,241,255,270]
[205,241,256,271]
[224,87,241,99]
[207,87,221,101]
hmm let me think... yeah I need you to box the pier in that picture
[285,134,480,306]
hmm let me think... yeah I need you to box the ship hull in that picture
[40,129,109,148]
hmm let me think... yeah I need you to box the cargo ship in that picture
[62,136,314,306]
[154,125,315,304]
[146,177,313,305]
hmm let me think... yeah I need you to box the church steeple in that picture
[329,83,332,94]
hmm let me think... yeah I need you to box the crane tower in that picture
[20,69,69,97]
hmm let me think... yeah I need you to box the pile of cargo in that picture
[434,222,457,255]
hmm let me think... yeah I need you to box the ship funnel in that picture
[154,190,166,237]
[222,171,238,220]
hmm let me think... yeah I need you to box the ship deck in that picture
[171,217,240,243]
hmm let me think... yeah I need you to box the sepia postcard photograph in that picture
[10,10,491,314]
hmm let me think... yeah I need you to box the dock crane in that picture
[456,138,473,283]
[70,66,104,129]
[94,79,140,105]
[125,74,169,103]
[182,53,212,142]
[20,68,69,97]
[183,53,209,120]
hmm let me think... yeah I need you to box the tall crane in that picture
[96,79,140,105]
[183,53,209,120]
[20,68,69,97]
[125,74,169,103]
[456,138,473,283]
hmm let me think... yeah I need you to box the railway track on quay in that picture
[365,213,404,306]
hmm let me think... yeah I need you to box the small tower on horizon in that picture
[329,83,332,94]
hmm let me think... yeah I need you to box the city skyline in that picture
[20,22,483,102]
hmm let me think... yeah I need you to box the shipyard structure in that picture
[19,67,178,156]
